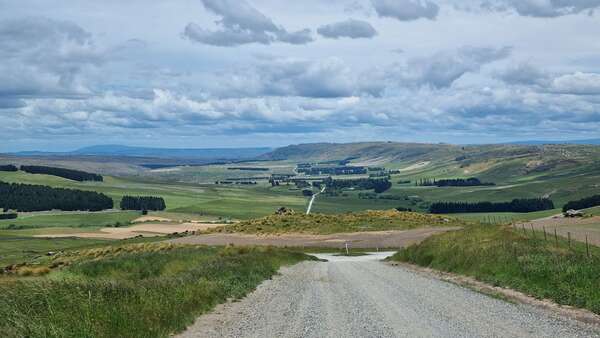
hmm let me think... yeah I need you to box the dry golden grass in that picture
[217,209,466,235]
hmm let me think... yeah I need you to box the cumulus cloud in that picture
[550,72,600,95]
[374,46,512,89]
[0,17,103,101]
[201,56,358,99]
[371,0,439,21]
[496,63,549,86]
[317,19,377,39]
[481,0,600,17]
[183,0,313,46]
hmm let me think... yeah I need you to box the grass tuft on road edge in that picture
[0,243,316,338]
[390,224,600,314]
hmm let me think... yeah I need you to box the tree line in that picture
[430,198,555,214]
[0,213,18,220]
[0,181,113,212]
[0,165,18,172]
[324,177,392,193]
[416,177,494,187]
[563,195,600,212]
[120,196,166,211]
[20,165,103,182]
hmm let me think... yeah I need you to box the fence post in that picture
[554,228,558,247]
[543,226,547,241]
[586,235,590,259]
[530,224,535,239]
[522,224,526,236]
[568,232,571,249]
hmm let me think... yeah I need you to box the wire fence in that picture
[511,222,599,259]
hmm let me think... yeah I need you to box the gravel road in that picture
[179,254,600,338]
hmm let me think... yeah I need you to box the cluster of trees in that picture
[430,198,555,214]
[359,192,405,200]
[416,177,494,187]
[0,181,113,212]
[0,165,18,172]
[0,213,18,220]
[325,177,392,193]
[120,196,166,211]
[215,181,257,185]
[297,166,367,175]
[563,195,600,212]
[227,167,269,171]
[302,189,313,197]
[20,165,103,182]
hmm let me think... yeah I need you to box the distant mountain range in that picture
[507,139,600,145]
[12,145,273,160]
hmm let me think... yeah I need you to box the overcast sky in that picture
[1,0,600,151]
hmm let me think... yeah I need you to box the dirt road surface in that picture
[168,227,459,248]
[179,254,600,338]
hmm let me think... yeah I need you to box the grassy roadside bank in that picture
[218,209,467,235]
[0,243,316,338]
[390,225,600,314]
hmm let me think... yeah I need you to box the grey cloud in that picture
[371,0,439,21]
[207,57,358,98]
[481,0,600,17]
[183,0,313,46]
[383,46,512,89]
[317,19,377,39]
[496,63,549,86]
[0,17,103,99]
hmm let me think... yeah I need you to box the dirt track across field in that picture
[168,227,460,248]
[34,222,224,240]
[518,215,600,246]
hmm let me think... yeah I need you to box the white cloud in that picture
[550,72,600,95]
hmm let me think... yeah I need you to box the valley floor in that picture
[179,256,600,338]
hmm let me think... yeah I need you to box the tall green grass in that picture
[0,244,315,337]
[391,225,600,314]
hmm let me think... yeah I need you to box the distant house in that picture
[564,209,584,217]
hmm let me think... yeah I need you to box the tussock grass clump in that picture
[0,244,315,338]
[219,209,466,235]
[391,225,600,314]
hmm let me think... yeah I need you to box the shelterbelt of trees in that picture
[20,165,103,182]
[0,181,113,212]
[430,198,555,214]
[0,165,18,172]
[324,177,392,193]
[120,196,166,211]
[563,194,600,212]
[416,177,494,187]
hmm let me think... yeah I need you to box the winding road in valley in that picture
[179,253,600,338]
